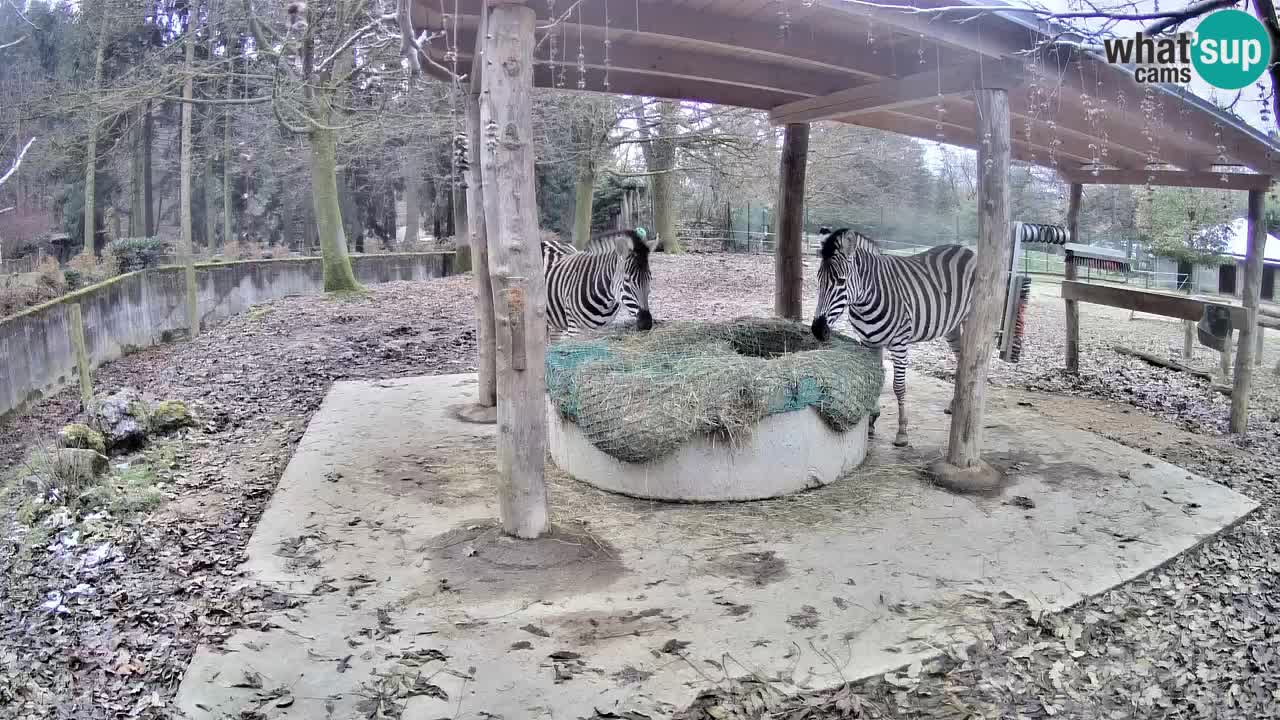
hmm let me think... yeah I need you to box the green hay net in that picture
[545,318,885,464]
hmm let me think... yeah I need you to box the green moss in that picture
[150,400,193,433]
[58,423,107,455]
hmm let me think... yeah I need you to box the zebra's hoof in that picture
[893,434,909,447]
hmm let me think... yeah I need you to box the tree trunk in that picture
[82,6,109,257]
[402,152,422,248]
[572,154,594,248]
[480,4,548,538]
[203,127,217,252]
[179,16,199,336]
[310,127,360,292]
[130,108,145,238]
[774,122,808,321]
[222,108,233,250]
[144,101,154,236]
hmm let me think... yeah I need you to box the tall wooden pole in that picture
[1063,183,1082,373]
[480,3,548,538]
[931,85,1011,491]
[1230,187,1268,433]
[465,4,496,409]
[774,122,809,321]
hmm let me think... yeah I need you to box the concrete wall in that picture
[0,253,456,418]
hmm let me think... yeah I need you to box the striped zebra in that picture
[810,228,976,447]
[542,228,658,338]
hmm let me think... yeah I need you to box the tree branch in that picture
[0,137,35,188]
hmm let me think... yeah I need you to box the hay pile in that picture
[545,318,885,463]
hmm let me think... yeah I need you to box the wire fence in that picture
[684,230,1196,291]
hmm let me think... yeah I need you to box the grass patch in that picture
[246,304,273,322]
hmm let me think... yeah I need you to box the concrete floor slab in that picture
[176,372,1256,719]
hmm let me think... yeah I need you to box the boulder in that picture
[57,423,107,455]
[48,448,109,491]
[150,400,194,434]
[91,389,150,453]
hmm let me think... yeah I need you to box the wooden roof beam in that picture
[1059,168,1273,191]
[854,109,1096,167]
[416,1,931,82]
[814,0,1017,58]
[769,59,1024,125]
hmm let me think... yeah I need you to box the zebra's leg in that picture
[943,326,962,415]
[890,346,910,447]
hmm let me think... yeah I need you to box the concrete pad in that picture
[176,372,1256,720]
[547,397,869,501]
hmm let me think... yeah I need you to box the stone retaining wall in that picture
[0,253,457,418]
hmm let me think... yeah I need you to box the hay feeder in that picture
[544,318,885,502]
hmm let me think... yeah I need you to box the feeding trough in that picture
[544,318,885,502]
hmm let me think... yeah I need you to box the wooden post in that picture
[466,91,497,408]
[1064,183,1082,372]
[931,85,1011,491]
[774,122,808,321]
[67,303,93,410]
[1230,187,1268,432]
[1256,325,1264,366]
[1220,330,1233,380]
[480,3,548,538]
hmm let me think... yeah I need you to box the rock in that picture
[48,448,109,489]
[57,423,107,455]
[150,400,194,434]
[91,389,150,453]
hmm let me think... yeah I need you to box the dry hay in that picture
[545,318,885,464]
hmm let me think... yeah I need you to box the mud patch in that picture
[449,403,496,425]
[712,550,788,587]
[420,519,625,601]
[986,449,1106,488]
[542,606,681,648]
[371,436,494,504]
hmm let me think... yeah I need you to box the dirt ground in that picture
[2,252,1279,719]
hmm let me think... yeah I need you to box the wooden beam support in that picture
[67,303,93,411]
[479,3,548,538]
[942,85,1012,480]
[1060,280,1247,325]
[467,92,496,409]
[769,61,1024,126]
[1059,169,1273,191]
[775,122,808,321]
[1063,183,1082,373]
[1230,189,1268,433]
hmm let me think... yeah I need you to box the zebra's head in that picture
[588,227,659,331]
[812,227,878,341]
[621,227,659,330]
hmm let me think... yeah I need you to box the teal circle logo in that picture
[1192,9,1272,90]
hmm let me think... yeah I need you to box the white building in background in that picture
[1147,218,1280,302]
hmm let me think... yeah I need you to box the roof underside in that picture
[412,0,1280,179]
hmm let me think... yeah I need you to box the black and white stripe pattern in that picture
[542,229,657,338]
[811,228,976,447]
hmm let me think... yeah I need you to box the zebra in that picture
[810,227,976,447]
[542,227,658,338]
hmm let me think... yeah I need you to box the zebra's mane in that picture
[819,228,882,260]
[583,228,649,256]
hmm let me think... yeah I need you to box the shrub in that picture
[67,249,120,285]
[108,237,169,272]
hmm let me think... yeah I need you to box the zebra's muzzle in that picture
[811,316,830,342]
[636,309,653,331]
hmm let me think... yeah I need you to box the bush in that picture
[108,237,169,272]
[67,250,120,286]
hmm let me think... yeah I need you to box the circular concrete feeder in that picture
[547,399,869,502]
